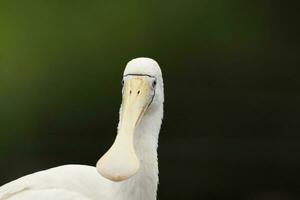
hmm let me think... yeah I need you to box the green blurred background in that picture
[0,0,299,199]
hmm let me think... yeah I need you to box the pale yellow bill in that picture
[96,77,152,182]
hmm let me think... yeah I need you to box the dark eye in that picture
[152,80,157,88]
[121,80,124,85]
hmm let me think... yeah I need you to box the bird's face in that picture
[96,58,163,182]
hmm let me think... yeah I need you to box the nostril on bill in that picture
[137,90,140,95]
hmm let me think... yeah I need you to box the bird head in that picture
[96,57,164,182]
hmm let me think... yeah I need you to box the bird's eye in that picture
[152,80,157,88]
[121,80,124,85]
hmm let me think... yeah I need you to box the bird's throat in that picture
[110,107,162,200]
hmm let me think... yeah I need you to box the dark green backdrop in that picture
[1,0,299,199]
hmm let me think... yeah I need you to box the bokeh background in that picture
[1,0,300,199]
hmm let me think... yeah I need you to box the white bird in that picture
[0,57,164,200]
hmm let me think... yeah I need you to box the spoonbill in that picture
[0,57,164,200]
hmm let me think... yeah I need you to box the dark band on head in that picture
[123,73,155,78]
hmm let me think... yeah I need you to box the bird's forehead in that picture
[123,58,162,78]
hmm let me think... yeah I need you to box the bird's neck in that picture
[110,106,163,200]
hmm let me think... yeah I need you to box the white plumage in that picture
[0,57,164,200]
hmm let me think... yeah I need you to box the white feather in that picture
[0,57,164,200]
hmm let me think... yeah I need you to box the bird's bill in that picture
[96,77,152,182]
